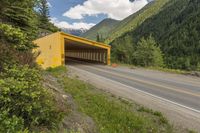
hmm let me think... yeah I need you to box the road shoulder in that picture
[69,66,200,132]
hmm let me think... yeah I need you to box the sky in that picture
[48,0,150,30]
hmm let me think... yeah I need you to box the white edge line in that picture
[69,66,200,114]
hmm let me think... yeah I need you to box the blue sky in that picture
[48,0,106,25]
[48,0,149,29]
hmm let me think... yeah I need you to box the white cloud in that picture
[63,0,148,20]
[50,18,95,29]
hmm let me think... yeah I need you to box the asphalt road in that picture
[68,60,200,112]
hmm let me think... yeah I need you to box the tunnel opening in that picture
[64,39,108,65]
[34,32,110,69]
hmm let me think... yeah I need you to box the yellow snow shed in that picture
[33,32,111,69]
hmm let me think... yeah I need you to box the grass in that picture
[46,66,68,76]
[147,66,188,74]
[113,62,188,75]
[47,66,174,133]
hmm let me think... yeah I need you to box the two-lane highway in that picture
[69,61,200,111]
[67,60,200,131]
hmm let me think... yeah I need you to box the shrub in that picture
[0,24,35,51]
[0,65,64,131]
[111,36,135,64]
[0,24,38,71]
[0,110,24,133]
[197,63,200,71]
[132,36,164,67]
[0,42,38,72]
[0,43,17,71]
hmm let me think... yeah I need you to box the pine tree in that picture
[132,36,164,67]
[38,0,50,24]
[0,0,38,40]
[96,33,100,42]
[37,0,59,35]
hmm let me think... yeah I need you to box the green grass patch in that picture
[62,78,173,133]
[114,62,188,75]
[147,66,188,75]
[48,66,174,133]
[46,66,67,77]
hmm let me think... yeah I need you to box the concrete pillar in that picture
[90,51,93,61]
[61,38,65,65]
[99,52,102,62]
[83,51,85,59]
[107,48,111,65]
[103,52,106,64]
[94,51,96,61]
[87,51,89,60]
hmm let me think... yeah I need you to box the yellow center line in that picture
[79,64,200,98]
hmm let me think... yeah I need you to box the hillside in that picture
[105,0,170,44]
[81,18,119,41]
[111,0,200,70]
[62,28,87,36]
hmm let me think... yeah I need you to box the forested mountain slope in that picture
[111,0,200,70]
[81,18,119,41]
[105,0,170,44]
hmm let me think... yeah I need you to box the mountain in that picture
[111,0,200,70]
[105,0,169,44]
[81,18,119,41]
[62,28,87,36]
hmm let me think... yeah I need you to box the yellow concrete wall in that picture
[33,32,111,68]
[33,32,62,69]
[107,48,111,65]
[61,32,111,50]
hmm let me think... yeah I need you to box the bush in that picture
[197,63,200,71]
[0,24,38,71]
[0,24,35,51]
[111,35,135,64]
[0,65,64,132]
[0,43,17,71]
[132,36,164,67]
[0,110,24,133]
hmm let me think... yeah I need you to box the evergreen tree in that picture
[96,33,100,42]
[96,33,105,42]
[37,0,59,36]
[38,0,50,25]
[0,0,38,39]
[111,0,200,70]
[132,36,164,67]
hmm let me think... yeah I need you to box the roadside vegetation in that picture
[0,0,64,132]
[48,66,176,133]
[112,36,164,68]
[115,63,189,75]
